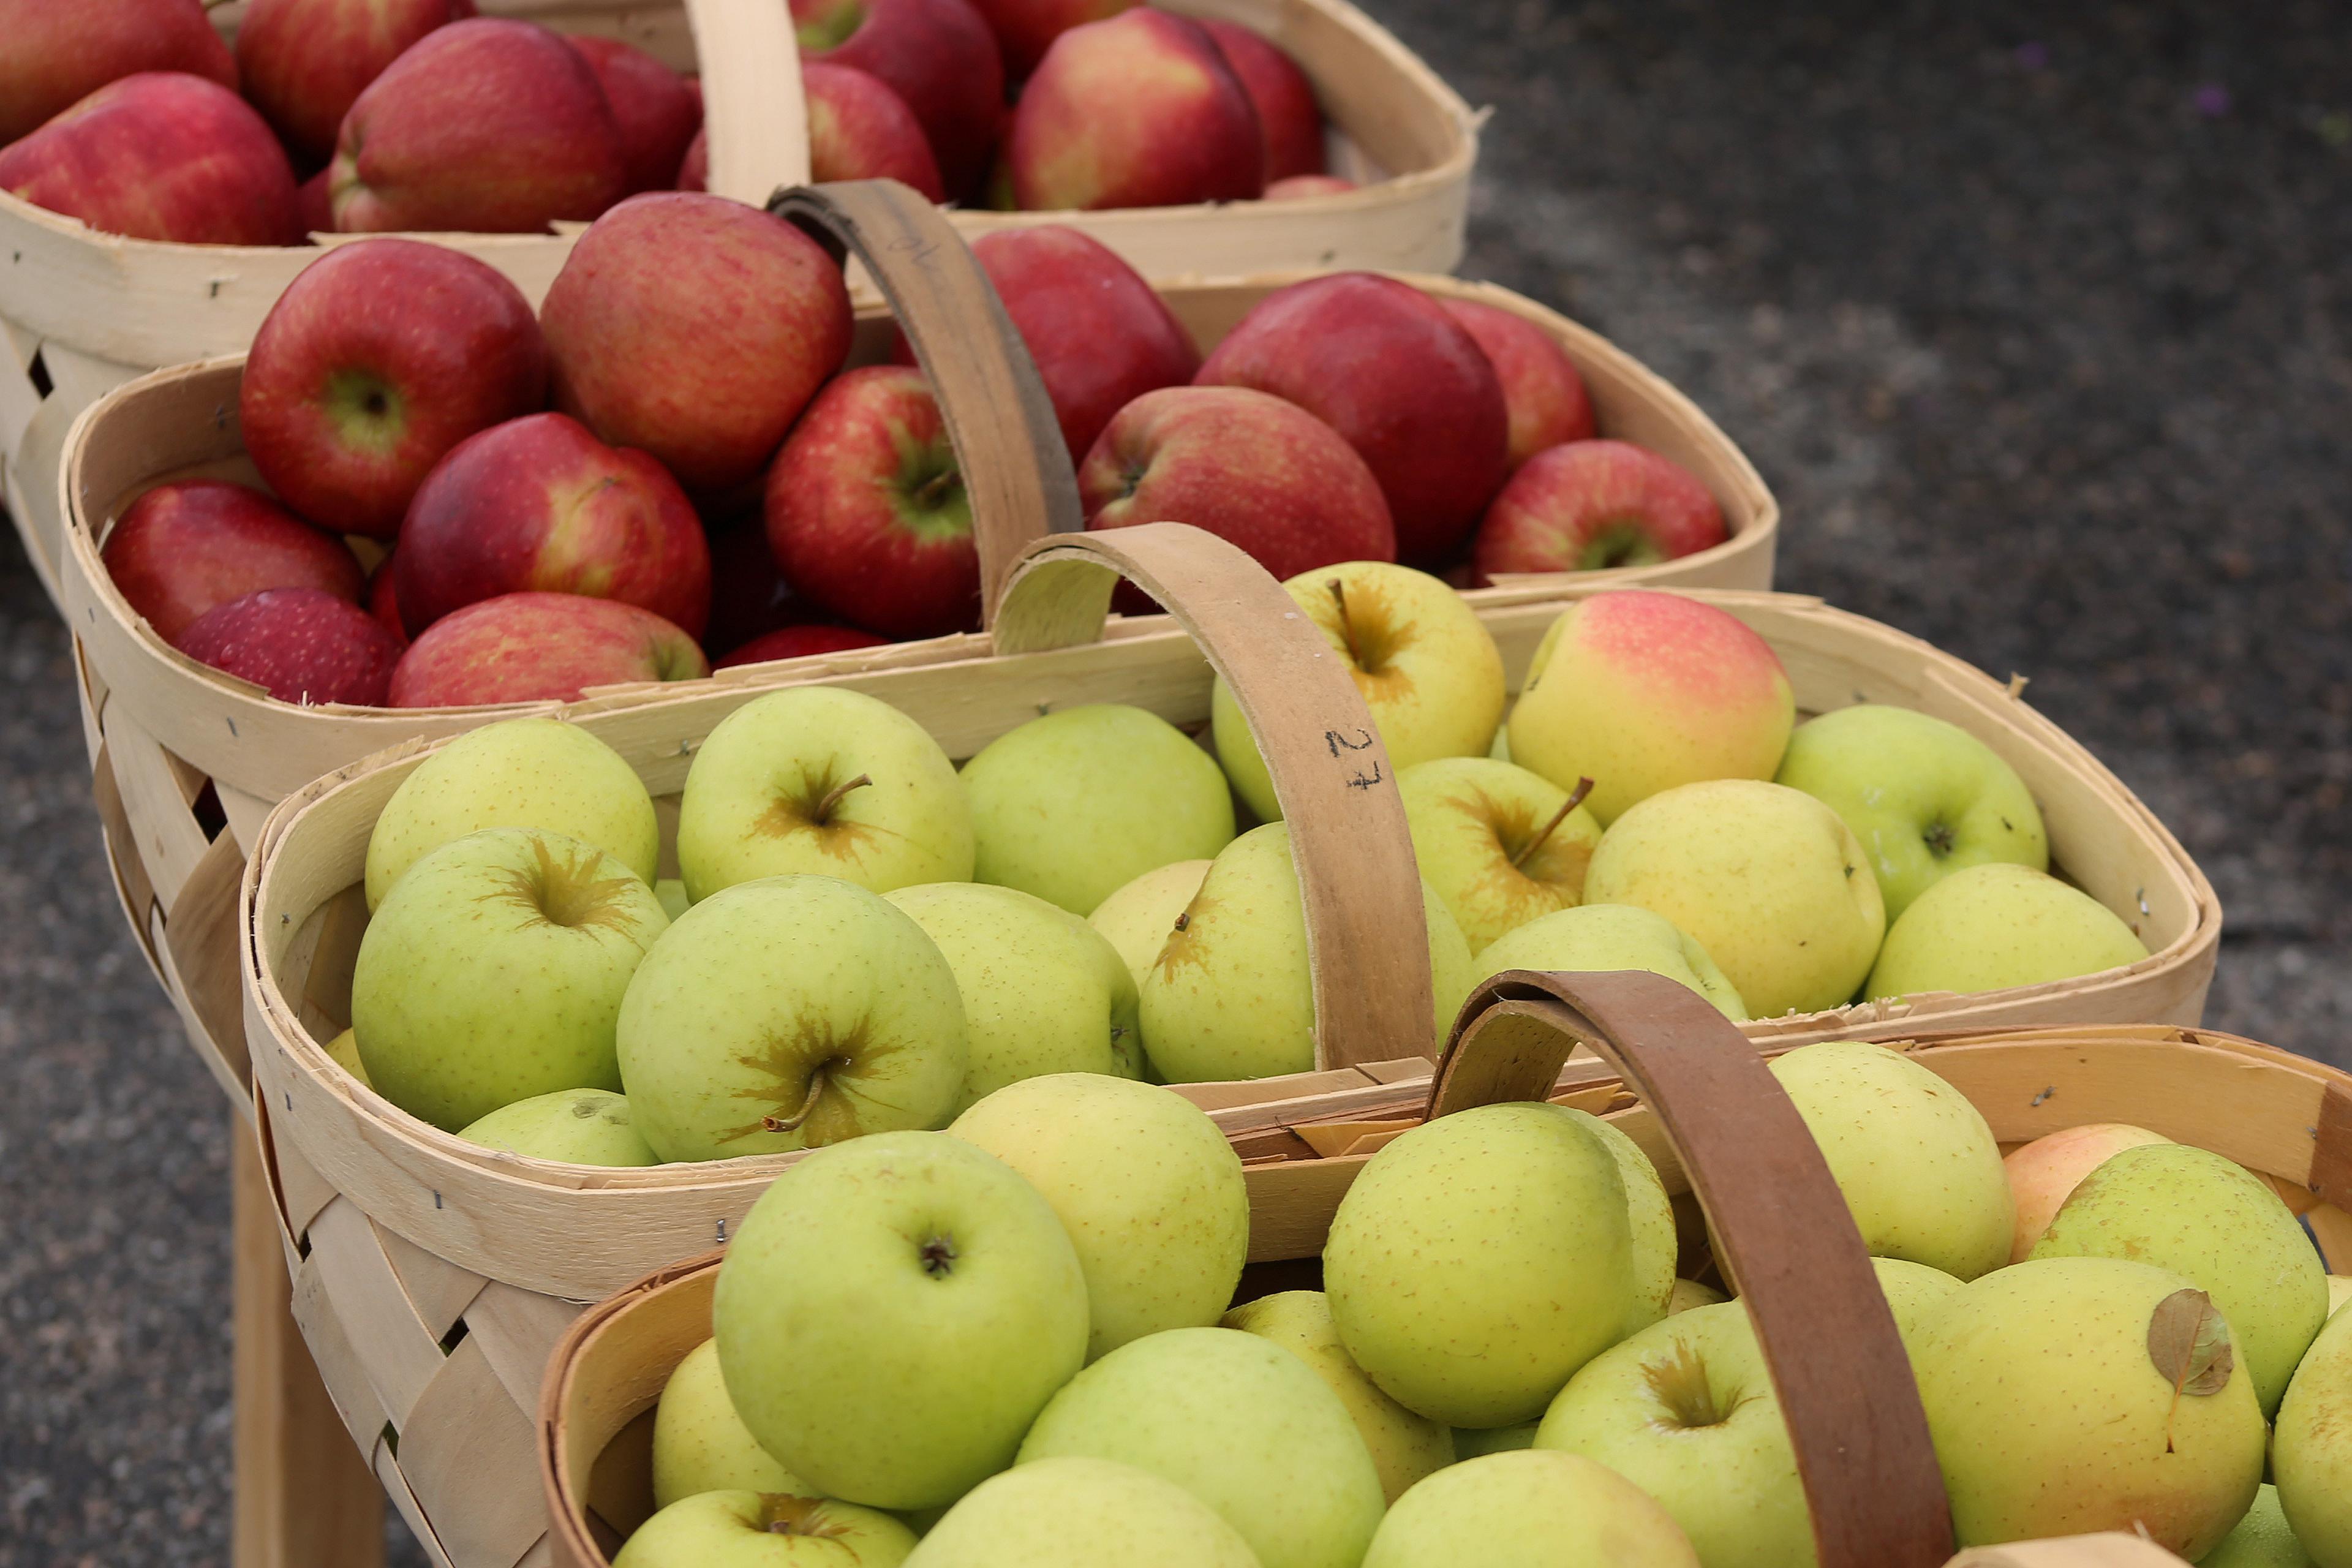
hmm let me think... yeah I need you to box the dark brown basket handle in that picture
[767,181,1082,625]
[1433,969,1954,1568]
[992,522,1435,1072]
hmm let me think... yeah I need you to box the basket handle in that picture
[768,181,1082,627]
[683,0,813,200]
[1431,968,1954,1568]
[992,522,1434,1072]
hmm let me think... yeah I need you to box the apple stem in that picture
[911,466,960,511]
[812,773,873,823]
[1510,777,1595,869]
[1325,577,1366,665]
[762,1071,827,1134]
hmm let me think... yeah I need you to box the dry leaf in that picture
[2147,1287,2234,1452]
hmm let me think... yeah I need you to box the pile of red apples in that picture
[1,0,1357,247]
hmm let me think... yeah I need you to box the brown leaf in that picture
[2147,1287,2234,1453]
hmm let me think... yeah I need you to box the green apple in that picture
[1087,859,1211,989]
[363,717,657,911]
[952,1073,1247,1360]
[1774,704,2048,920]
[2203,1486,2315,1568]
[1578,1109,1676,1336]
[1452,1423,1537,1457]
[1872,1256,1964,1349]
[2003,1123,2173,1263]
[652,1338,807,1509]
[1766,1041,2013,1280]
[714,1131,1088,1511]
[2275,1306,2352,1566]
[1667,1280,1725,1314]
[455,1087,657,1166]
[1324,1101,1636,1428]
[1221,1291,1455,1504]
[1471,904,1746,1021]
[905,1457,1260,1568]
[614,1490,916,1567]
[1913,1256,2265,1558]
[960,704,1235,916]
[1137,821,1475,1083]
[2332,1276,2352,1319]
[1533,1302,1811,1568]
[1583,780,1884,1018]
[1397,756,1601,951]
[616,877,967,1162]
[1212,560,1505,824]
[2030,1142,2329,1416]
[350,828,668,1131]
[1362,1449,1701,1568]
[1016,1326,1385,1568]
[654,877,690,921]
[323,1027,372,1090]
[677,687,973,902]
[1506,591,1794,826]
[1866,862,2149,1001]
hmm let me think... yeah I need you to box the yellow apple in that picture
[1398,756,1600,951]
[1221,1291,1455,1504]
[1866,862,2149,1001]
[2003,1123,2173,1262]
[1087,859,1211,989]
[1471,903,1746,1020]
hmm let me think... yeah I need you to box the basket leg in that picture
[232,1136,385,1568]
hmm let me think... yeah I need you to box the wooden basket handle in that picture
[992,522,1434,1071]
[684,0,812,202]
[768,181,1081,625]
[1431,968,1954,1568]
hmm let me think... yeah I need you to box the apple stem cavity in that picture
[1923,820,1956,857]
[1510,776,1596,869]
[812,772,873,823]
[919,1234,958,1278]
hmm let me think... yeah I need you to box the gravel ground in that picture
[2,2,2347,1562]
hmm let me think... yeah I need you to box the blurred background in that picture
[3,1,2346,1561]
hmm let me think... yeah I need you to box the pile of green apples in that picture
[603,1039,2352,1568]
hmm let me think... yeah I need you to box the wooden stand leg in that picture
[232,1133,385,1568]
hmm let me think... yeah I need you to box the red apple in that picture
[241,237,549,537]
[175,587,404,706]
[540,192,851,493]
[764,366,973,638]
[967,0,1133,79]
[328,19,627,234]
[1264,173,1354,200]
[715,623,889,668]
[387,590,708,706]
[394,412,712,637]
[234,0,473,166]
[0,0,236,148]
[793,0,1005,198]
[1197,18,1322,183]
[102,480,364,643]
[295,167,334,233]
[0,74,299,246]
[1470,439,1727,579]
[567,36,701,196]
[1082,385,1393,582]
[802,61,945,199]
[1008,10,1262,211]
[674,129,707,190]
[1441,296,1597,468]
[1196,273,1507,564]
[366,554,407,644]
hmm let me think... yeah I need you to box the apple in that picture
[965,0,1133,78]
[1016,1327,1386,1568]
[174,587,404,706]
[1453,1423,1537,1456]
[1080,387,1395,583]
[0,74,299,246]
[2031,1142,2329,1416]
[1766,1040,2013,1281]
[542,192,853,494]
[454,1087,657,1165]
[614,1490,918,1567]
[1665,1280,1723,1314]
[329,19,627,233]
[387,592,708,707]
[1136,821,1476,1083]
[652,1338,809,1509]
[234,0,473,165]
[1472,440,1726,579]
[1221,1291,1452,1504]
[241,237,548,539]
[654,879,690,921]
[802,61,946,198]
[567,36,701,195]
[1265,173,1356,199]
[715,1131,1088,1508]
[2334,1277,2352,1319]
[954,1073,1247,1359]
[2201,1486,2316,1568]
[1212,561,1504,825]
[362,717,657,909]
[904,1457,1259,1568]
[1439,297,1597,468]
[323,1027,372,1090]
[959,703,1235,917]
[1471,904,1747,1020]
[296,167,334,234]
[674,685,973,901]
[1871,1256,1965,1349]
[1583,781,1883,1018]
[0,0,236,147]
[1866,862,2149,1001]
[1197,19,1324,184]
[1006,10,1263,211]
[885,884,1143,1112]
[1914,1257,2265,1558]
[1397,756,1599,952]
[674,130,706,190]
[716,625,889,669]
[2003,1123,2173,1263]
[1324,1102,1637,1428]
[793,0,1005,197]
[1086,859,1210,1003]
[101,480,363,644]
[1578,1109,1676,1337]
[1363,1450,1702,1568]
[365,556,404,642]
[1196,274,1508,564]
[349,827,668,1129]
[1776,704,2048,919]
[2275,1308,2352,1566]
